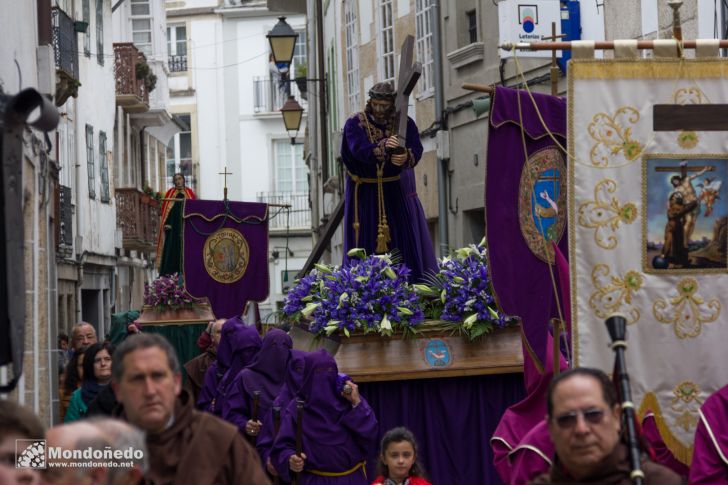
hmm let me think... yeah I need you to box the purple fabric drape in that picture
[485,86,567,367]
[183,199,269,318]
[359,372,525,485]
[689,384,728,483]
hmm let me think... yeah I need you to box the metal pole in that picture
[315,0,329,182]
[431,0,449,257]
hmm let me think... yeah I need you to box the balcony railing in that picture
[55,185,74,258]
[52,7,79,80]
[114,43,149,112]
[257,192,311,230]
[253,77,307,113]
[116,188,160,252]
[168,54,187,72]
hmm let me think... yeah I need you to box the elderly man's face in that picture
[113,347,181,434]
[548,374,621,479]
[72,324,97,352]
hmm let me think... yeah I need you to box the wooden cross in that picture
[654,105,728,131]
[392,35,422,153]
[654,165,714,173]
[219,166,233,201]
[541,22,566,96]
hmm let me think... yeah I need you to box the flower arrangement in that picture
[144,273,198,310]
[283,250,424,338]
[415,239,508,339]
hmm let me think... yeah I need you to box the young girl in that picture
[372,427,432,485]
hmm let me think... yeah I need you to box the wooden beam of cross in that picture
[393,35,422,152]
[654,105,728,131]
[654,165,715,172]
[219,166,233,201]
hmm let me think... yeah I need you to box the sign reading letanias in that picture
[498,0,563,59]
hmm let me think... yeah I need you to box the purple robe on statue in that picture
[257,349,308,467]
[222,329,292,436]
[270,350,378,484]
[197,316,261,415]
[341,112,436,282]
[689,383,728,484]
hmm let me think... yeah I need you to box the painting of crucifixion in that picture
[644,156,728,272]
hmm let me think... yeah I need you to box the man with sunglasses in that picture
[527,368,681,484]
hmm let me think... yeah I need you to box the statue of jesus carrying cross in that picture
[339,35,437,282]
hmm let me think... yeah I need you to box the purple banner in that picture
[183,200,269,319]
[485,86,568,368]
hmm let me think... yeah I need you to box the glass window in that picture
[99,131,109,202]
[96,0,104,65]
[274,140,307,194]
[83,0,90,57]
[86,125,95,199]
[167,24,187,72]
[415,0,434,95]
[467,9,477,44]
[130,0,152,56]
[345,0,360,114]
[166,114,194,190]
[378,0,395,83]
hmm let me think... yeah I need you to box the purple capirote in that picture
[221,328,292,434]
[196,316,261,414]
[269,350,378,484]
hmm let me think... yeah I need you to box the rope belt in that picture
[347,169,400,253]
[308,460,366,477]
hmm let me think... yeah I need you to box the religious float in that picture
[282,243,524,381]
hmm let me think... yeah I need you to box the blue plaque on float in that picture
[423,339,451,368]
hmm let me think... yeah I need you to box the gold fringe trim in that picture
[639,391,694,466]
[570,58,728,80]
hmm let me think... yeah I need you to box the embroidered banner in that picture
[485,86,568,368]
[183,200,269,319]
[569,59,728,465]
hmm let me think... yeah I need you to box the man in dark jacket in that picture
[527,368,682,484]
[112,333,270,485]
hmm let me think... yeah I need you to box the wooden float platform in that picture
[289,322,524,382]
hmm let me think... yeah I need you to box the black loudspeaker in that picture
[0,88,59,392]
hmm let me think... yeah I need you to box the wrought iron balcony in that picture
[256,192,311,230]
[253,77,307,113]
[168,55,187,73]
[55,185,74,258]
[115,188,160,252]
[52,7,80,106]
[113,43,149,112]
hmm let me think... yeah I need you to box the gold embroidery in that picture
[203,228,250,284]
[588,107,644,167]
[588,265,643,324]
[577,179,638,249]
[639,392,693,465]
[670,381,704,433]
[673,88,706,150]
[517,147,567,264]
[652,277,720,338]
[673,87,708,104]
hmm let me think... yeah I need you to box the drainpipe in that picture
[74,97,84,323]
[431,0,449,257]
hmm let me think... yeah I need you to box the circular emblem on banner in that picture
[518,146,567,264]
[203,228,249,283]
[422,339,452,368]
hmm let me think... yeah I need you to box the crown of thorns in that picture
[368,82,396,100]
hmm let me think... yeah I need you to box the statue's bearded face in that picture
[369,99,394,123]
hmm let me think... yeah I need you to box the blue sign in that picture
[424,339,451,368]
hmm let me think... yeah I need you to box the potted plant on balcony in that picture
[135,61,157,94]
[294,63,308,99]
[142,185,154,204]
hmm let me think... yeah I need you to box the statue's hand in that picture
[385,136,400,149]
[391,153,408,166]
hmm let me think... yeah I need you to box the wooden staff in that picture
[251,390,261,445]
[292,399,304,485]
[272,406,282,485]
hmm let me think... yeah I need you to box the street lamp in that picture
[280,96,304,144]
[266,17,298,72]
